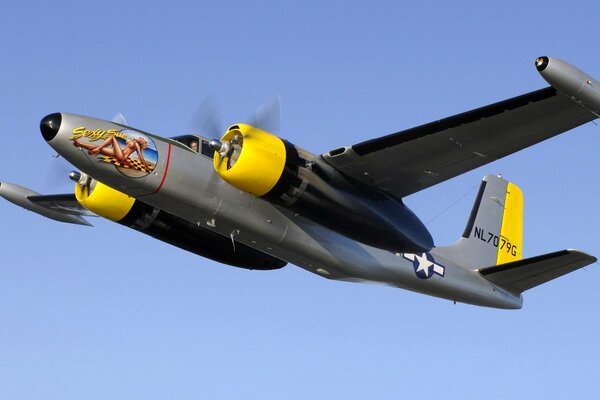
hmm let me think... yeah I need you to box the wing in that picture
[479,249,596,294]
[322,87,596,198]
[28,193,97,217]
[0,182,93,226]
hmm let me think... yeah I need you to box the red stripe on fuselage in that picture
[154,143,172,193]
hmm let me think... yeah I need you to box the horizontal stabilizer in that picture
[479,250,596,293]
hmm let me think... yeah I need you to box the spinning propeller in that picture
[193,96,282,170]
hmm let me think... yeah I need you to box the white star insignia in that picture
[402,253,445,279]
[414,253,433,277]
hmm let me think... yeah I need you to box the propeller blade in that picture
[112,113,128,126]
[191,95,224,139]
[248,95,281,134]
[43,156,75,191]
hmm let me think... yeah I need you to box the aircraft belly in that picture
[117,146,519,308]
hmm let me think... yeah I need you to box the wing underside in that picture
[323,87,596,198]
[28,193,96,217]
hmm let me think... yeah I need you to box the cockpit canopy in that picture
[170,135,214,158]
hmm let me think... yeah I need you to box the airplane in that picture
[1,56,598,309]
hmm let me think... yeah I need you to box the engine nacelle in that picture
[75,178,135,221]
[74,179,286,270]
[213,124,287,197]
[212,124,433,253]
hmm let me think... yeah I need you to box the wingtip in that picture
[73,217,93,227]
[565,248,597,263]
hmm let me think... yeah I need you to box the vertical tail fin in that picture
[433,174,596,295]
[435,174,523,268]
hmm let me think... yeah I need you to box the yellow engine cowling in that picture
[75,180,135,221]
[213,124,287,197]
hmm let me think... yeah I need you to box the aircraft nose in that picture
[40,113,62,141]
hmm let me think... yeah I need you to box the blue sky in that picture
[1,1,600,399]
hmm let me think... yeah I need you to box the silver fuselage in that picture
[46,113,522,309]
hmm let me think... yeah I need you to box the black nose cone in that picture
[40,113,62,141]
